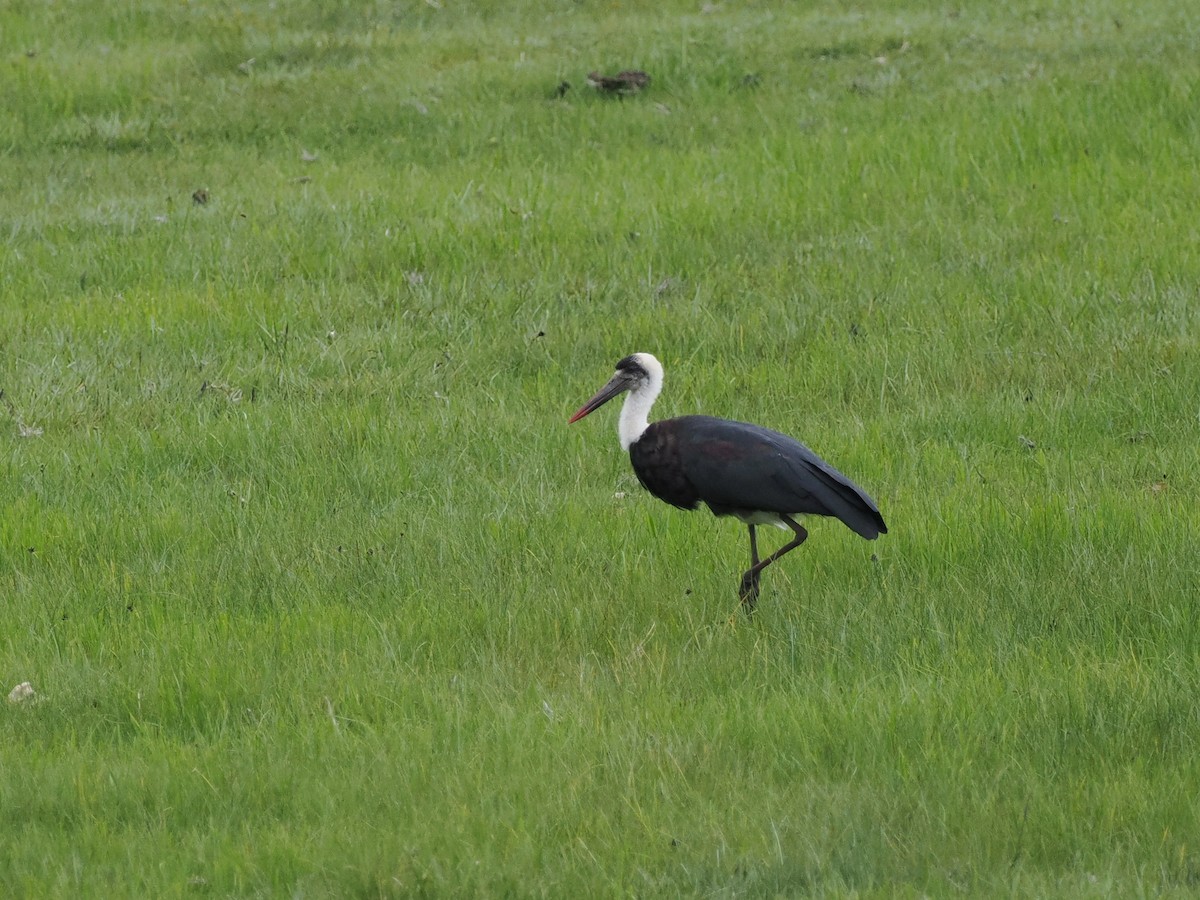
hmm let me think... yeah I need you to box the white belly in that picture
[730,510,797,530]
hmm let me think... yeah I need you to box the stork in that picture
[569,353,887,612]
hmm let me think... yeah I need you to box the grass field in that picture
[3,0,1200,895]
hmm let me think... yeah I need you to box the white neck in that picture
[618,353,663,451]
[618,388,655,451]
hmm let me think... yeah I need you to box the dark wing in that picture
[628,421,702,511]
[670,415,887,539]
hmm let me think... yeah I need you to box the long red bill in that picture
[568,374,627,423]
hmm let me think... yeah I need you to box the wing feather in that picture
[670,415,887,539]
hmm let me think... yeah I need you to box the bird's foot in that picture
[738,572,760,615]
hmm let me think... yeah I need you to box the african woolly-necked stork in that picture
[569,353,887,611]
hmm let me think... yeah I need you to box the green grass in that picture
[3,0,1200,894]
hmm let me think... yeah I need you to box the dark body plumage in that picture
[629,416,887,540]
[569,353,887,612]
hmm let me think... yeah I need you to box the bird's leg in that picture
[739,525,761,612]
[738,516,809,612]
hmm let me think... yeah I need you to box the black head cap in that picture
[615,355,648,377]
